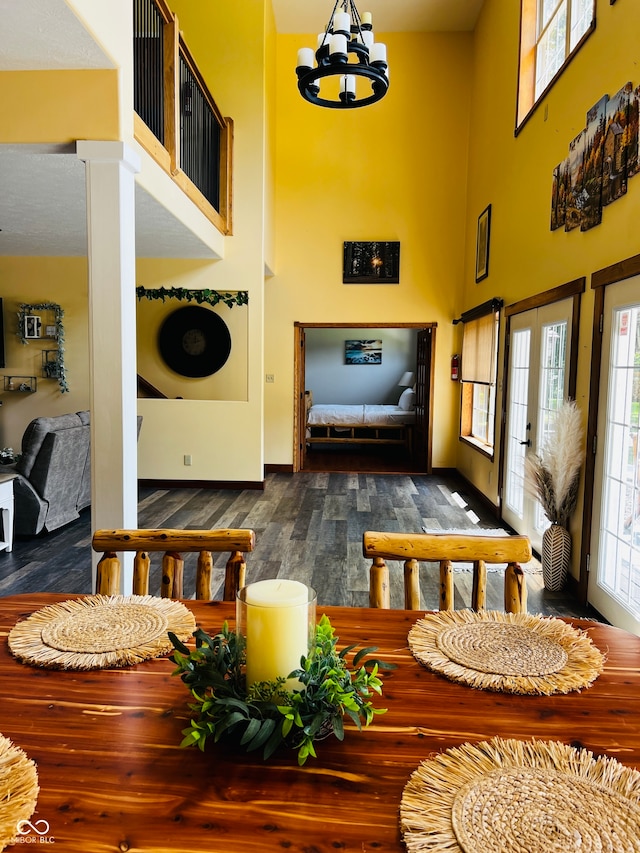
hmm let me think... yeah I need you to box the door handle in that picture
[519,439,531,446]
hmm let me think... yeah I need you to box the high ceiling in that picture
[0,0,483,258]
[272,0,484,34]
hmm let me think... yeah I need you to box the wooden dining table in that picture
[1,593,640,852]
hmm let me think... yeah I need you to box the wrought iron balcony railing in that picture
[133,0,233,235]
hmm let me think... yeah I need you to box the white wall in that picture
[305,327,417,405]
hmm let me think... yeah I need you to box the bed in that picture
[305,389,416,451]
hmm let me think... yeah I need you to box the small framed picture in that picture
[345,339,382,365]
[475,204,491,283]
[23,315,42,339]
[45,325,57,338]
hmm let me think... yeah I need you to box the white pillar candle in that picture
[361,12,373,26]
[244,579,310,688]
[362,30,374,49]
[370,42,387,64]
[317,31,329,50]
[297,47,315,70]
[332,11,350,33]
[329,33,348,56]
[341,75,356,96]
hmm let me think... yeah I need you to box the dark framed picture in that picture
[345,339,382,365]
[343,241,400,284]
[475,205,491,283]
[23,315,42,339]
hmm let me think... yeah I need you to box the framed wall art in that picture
[23,315,42,339]
[343,241,400,284]
[475,205,491,283]
[345,340,382,365]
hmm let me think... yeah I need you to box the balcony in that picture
[133,0,233,235]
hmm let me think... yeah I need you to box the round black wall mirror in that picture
[158,306,231,378]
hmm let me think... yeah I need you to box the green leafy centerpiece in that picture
[169,614,395,765]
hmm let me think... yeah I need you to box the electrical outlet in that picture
[265,374,275,383]
[184,454,192,466]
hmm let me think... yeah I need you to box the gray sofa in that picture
[8,411,143,536]
[7,411,92,536]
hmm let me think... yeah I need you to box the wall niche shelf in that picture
[17,302,68,393]
[42,350,61,379]
[4,376,37,393]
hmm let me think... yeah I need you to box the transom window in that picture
[517,0,595,131]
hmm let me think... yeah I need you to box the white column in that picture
[77,141,141,594]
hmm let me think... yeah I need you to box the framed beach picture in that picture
[475,205,491,283]
[345,340,382,365]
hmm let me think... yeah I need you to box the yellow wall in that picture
[0,258,90,449]
[458,0,640,507]
[0,71,119,143]
[267,32,473,468]
[264,0,277,275]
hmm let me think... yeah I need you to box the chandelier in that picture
[295,0,388,109]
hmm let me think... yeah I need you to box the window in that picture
[517,0,595,131]
[459,300,502,458]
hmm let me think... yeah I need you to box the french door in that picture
[588,278,640,635]
[502,299,573,552]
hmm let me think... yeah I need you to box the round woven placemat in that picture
[400,737,640,853]
[408,609,604,694]
[0,734,39,851]
[8,595,196,670]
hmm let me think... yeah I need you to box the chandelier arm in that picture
[348,0,363,38]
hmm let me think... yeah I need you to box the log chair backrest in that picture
[92,528,256,601]
[362,531,531,613]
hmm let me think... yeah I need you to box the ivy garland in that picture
[17,303,69,394]
[136,287,249,309]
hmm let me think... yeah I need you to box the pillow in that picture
[398,388,415,411]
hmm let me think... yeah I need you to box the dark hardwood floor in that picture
[0,471,601,619]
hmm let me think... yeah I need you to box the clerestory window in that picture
[517,0,595,132]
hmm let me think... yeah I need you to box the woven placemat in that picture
[408,609,604,694]
[8,595,196,670]
[400,737,640,853]
[0,734,39,851]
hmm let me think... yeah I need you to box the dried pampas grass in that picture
[400,737,640,853]
[525,400,584,527]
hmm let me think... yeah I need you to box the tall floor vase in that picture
[542,523,572,591]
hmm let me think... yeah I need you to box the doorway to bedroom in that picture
[293,323,435,474]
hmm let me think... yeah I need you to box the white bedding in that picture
[307,404,416,426]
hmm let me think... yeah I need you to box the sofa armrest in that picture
[12,474,48,536]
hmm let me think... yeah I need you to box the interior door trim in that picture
[293,321,437,474]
